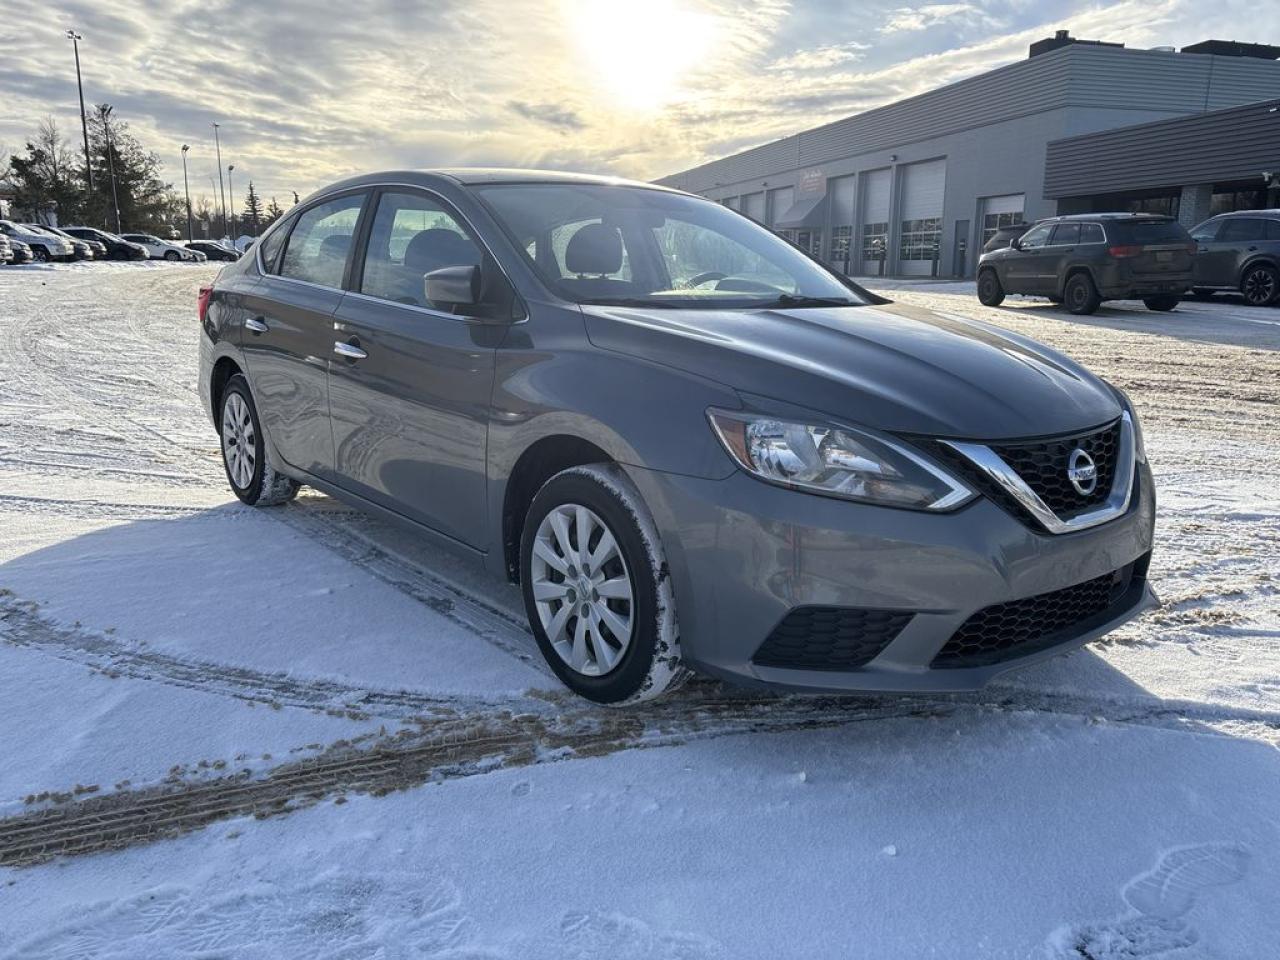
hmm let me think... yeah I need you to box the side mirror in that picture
[1010,237,1023,250]
[424,264,480,307]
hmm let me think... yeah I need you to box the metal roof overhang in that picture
[774,193,827,229]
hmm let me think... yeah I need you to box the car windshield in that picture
[475,182,867,309]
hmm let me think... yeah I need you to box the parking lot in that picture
[0,262,1277,959]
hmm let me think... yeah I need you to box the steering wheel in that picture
[686,271,727,287]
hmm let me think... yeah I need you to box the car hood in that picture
[581,300,1121,439]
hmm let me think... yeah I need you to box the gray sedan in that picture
[198,170,1156,704]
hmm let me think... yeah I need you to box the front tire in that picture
[1063,272,1101,315]
[1143,295,1179,312]
[520,464,688,705]
[1240,263,1279,307]
[219,375,299,506]
[976,269,1005,306]
[31,246,50,263]
[164,250,180,261]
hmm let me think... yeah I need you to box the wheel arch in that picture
[209,356,244,429]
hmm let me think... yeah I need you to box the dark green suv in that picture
[977,214,1195,315]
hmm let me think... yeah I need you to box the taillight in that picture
[1108,244,1143,258]
[197,285,213,323]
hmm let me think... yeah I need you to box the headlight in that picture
[707,409,974,511]
[1108,385,1147,463]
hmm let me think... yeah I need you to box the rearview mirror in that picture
[424,264,480,307]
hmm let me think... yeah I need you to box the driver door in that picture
[1002,222,1053,294]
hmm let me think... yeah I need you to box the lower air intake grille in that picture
[932,558,1144,669]
[753,607,912,671]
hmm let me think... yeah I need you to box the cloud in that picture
[507,101,586,131]
[881,3,984,34]
[767,42,871,72]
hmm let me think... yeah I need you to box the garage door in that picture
[767,187,794,227]
[829,175,856,269]
[899,159,945,277]
[980,193,1025,246]
[861,168,892,275]
[741,192,765,222]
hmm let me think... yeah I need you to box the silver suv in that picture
[198,170,1157,704]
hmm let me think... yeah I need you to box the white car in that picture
[0,220,75,262]
[119,232,200,261]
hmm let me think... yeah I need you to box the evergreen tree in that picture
[241,181,265,235]
[85,104,181,233]
[263,196,285,228]
[6,119,85,224]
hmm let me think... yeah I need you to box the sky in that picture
[0,0,1266,209]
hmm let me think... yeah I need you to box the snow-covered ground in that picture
[0,264,1276,959]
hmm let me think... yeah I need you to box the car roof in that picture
[305,168,683,200]
[1207,208,1280,218]
[1045,213,1175,222]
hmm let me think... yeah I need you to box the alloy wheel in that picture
[529,503,635,677]
[221,393,257,490]
[1242,267,1277,306]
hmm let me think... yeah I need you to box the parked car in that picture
[61,227,148,261]
[8,239,34,264]
[981,222,1031,253]
[978,213,1194,315]
[34,224,106,260]
[199,170,1157,704]
[120,232,200,261]
[185,240,240,261]
[23,225,93,260]
[0,219,75,262]
[0,233,11,264]
[1188,210,1280,306]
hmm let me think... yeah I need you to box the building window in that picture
[1210,188,1266,215]
[981,210,1024,246]
[791,229,822,257]
[862,222,889,261]
[831,225,852,261]
[899,217,941,262]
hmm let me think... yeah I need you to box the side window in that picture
[1049,223,1081,246]
[1219,218,1266,243]
[256,220,290,274]
[278,194,365,288]
[1190,220,1221,242]
[1018,223,1053,249]
[359,190,514,318]
[1080,223,1105,244]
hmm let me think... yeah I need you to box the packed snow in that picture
[0,263,1276,959]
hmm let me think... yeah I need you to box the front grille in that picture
[932,558,1145,669]
[990,419,1120,517]
[753,607,912,671]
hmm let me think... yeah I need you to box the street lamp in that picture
[227,164,236,242]
[100,104,122,233]
[66,30,94,192]
[212,122,227,239]
[181,144,193,242]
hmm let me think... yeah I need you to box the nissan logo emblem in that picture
[1067,448,1098,496]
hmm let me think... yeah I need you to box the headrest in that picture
[564,222,623,276]
[404,228,479,275]
[318,234,351,258]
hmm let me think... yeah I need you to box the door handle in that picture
[245,317,268,334]
[333,340,368,361]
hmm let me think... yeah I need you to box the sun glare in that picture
[564,0,717,112]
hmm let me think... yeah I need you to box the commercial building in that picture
[657,33,1280,279]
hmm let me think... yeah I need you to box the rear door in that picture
[240,190,368,479]
[327,187,515,548]
[1216,218,1270,286]
[1042,222,1081,287]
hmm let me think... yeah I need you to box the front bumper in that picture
[627,460,1157,693]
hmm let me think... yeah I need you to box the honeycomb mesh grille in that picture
[932,561,1140,669]
[753,607,912,671]
[989,419,1121,517]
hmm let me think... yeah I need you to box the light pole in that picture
[66,30,94,192]
[212,122,227,239]
[181,144,193,242]
[227,164,236,242]
[100,104,122,233]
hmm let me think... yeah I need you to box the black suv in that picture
[1188,210,1280,307]
[977,214,1195,315]
[61,226,148,261]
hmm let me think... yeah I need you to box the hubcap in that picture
[529,503,634,677]
[221,393,257,490]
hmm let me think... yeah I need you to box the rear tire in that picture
[218,375,300,507]
[520,464,688,705]
[1063,272,1101,315]
[1143,295,1179,312]
[164,250,180,262]
[976,269,1005,306]
[1240,263,1279,307]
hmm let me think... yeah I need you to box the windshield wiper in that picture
[758,294,860,308]
[578,297,683,308]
